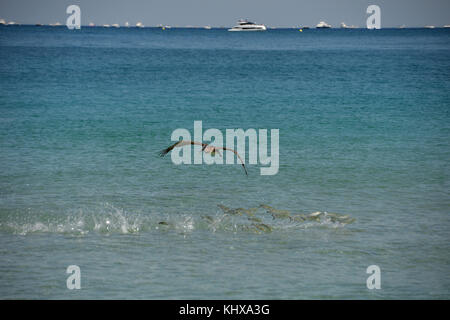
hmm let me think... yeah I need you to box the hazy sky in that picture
[1,0,450,27]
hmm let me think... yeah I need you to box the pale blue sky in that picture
[1,0,449,27]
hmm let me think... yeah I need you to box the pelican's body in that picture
[159,140,247,175]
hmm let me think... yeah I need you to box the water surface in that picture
[0,26,449,299]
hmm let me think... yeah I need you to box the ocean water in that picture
[0,26,449,299]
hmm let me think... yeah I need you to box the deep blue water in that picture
[0,26,449,299]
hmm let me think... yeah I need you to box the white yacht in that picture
[228,19,266,31]
[316,21,331,29]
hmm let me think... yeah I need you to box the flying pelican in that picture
[159,140,248,175]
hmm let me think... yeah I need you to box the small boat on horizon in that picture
[340,22,357,29]
[228,19,267,31]
[316,21,331,29]
[1,20,21,26]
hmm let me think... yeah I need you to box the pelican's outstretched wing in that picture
[220,147,248,176]
[159,140,208,157]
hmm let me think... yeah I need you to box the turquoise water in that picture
[0,26,449,299]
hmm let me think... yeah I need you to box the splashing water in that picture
[0,203,354,236]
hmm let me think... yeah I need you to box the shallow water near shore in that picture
[0,26,449,299]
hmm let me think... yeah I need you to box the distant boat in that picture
[49,22,61,27]
[125,22,130,27]
[103,24,111,28]
[444,25,450,28]
[204,25,212,29]
[398,25,406,29]
[88,22,95,27]
[0,19,6,25]
[112,24,120,28]
[136,22,144,28]
[228,19,267,31]
[35,23,43,26]
[340,22,357,29]
[424,25,435,29]
[316,21,331,29]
